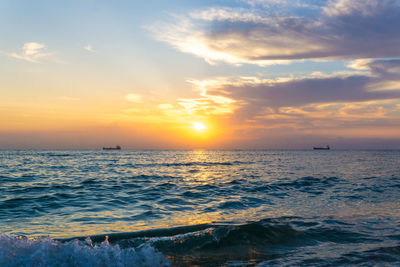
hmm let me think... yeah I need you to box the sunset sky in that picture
[1,0,400,149]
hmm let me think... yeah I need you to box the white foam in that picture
[0,235,170,267]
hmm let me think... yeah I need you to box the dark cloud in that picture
[216,74,400,108]
[202,59,400,121]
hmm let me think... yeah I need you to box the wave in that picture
[125,161,253,168]
[40,152,73,157]
[0,235,170,267]
[56,217,376,266]
[1,216,396,266]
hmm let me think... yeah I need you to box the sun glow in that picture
[193,122,206,131]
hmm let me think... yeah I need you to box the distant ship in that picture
[313,145,330,150]
[103,145,121,150]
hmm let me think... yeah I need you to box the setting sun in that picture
[193,122,206,131]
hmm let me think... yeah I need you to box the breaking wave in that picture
[0,235,170,267]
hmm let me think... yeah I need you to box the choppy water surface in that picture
[1,150,399,266]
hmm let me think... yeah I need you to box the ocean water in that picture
[0,150,399,266]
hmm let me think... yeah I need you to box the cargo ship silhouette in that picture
[313,145,330,150]
[102,145,121,150]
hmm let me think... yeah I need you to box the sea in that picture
[0,150,399,266]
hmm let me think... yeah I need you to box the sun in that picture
[193,122,206,131]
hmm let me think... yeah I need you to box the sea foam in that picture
[0,235,170,267]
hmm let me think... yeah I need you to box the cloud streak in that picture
[125,93,143,103]
[152,0,400,65]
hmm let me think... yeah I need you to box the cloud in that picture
[151,0,400,65]
[125,93,143,103]
[173,80,238,116]
[213,59,400,111]
[84,44,95,52]
[323,0,386,16]
[9,42,51,62]
[158,104,174,109]
[157,59,400,139]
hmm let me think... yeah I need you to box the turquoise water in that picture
[1,150,400,266]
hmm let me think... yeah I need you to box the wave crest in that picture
[0,235,170,267]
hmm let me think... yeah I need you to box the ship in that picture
[102,145,121,150]
[313,145,330,150]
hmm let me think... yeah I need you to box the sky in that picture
[1,0,400,149]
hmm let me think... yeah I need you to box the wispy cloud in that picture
[8,42,51,63]
[157,104,174,110]
[125,93,143,103]
[84,44,95,53]
[151,0,400,65]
